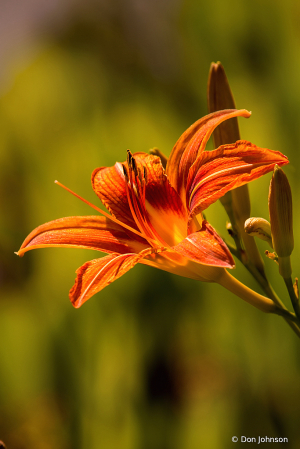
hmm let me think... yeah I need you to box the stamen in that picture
[127,150,133,168]
[123,180,154,243]
[123,164,166,246]
[54,180,158,245]
[123,156,172,249]
[122,163,129,180]
[132,157,138,176]
[137,166,143,185]
[131,179,171,248]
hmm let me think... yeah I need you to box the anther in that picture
[122,164,129,181]
[136,166,143,184]
[131,156,138,174]
[143,166,148,183]
[127,149,133,165]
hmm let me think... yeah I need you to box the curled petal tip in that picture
[240,109,251,118]
[15,248,27,257]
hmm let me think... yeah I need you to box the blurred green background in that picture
[1,0,300,448]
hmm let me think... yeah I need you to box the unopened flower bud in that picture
[207,62,240,147]
[207,61,265,275]
[268,165,294,257]
[244,217,272,247]
[268,165,293,278]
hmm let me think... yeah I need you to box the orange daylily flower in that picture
[17,109,288,308]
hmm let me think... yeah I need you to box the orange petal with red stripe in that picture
[17,216,148,257]
[92,163,137,230]
[187,141,289,218]
[134,153,188,246]
[70,250,152,308]
[166,109,251,201]
[173,221,235,268]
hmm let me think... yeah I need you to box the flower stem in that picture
[284,277,300,321]
[217,270,300,336]
[226,242,300,338]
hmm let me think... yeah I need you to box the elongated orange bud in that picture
[207,62,240,147]
[269,166,294,256]
[207,61,265,274]
[268,165,294,277]
[207,62,242,215]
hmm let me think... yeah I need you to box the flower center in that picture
[122,151,169,248]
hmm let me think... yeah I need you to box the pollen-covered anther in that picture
[226,222,235,237]
[127,150,136,173]
[265,250,279,264]
[126,150,143,192]
[131,156,138,177]
[122,156,166,248]
[122,163,129,181]
[127,149,133,163]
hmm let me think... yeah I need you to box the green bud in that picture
[268,165,294,257]
[268,165,294,278]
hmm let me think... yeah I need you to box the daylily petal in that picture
[92,163,137,229]
[70,249,153,308]
[172,221,235,268]
[187,141,289,218]
[149,148,168,168]
[134,153,188,245]
[166,109,251,201]
[17,216,148,257]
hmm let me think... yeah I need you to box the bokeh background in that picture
[1,0,300,448]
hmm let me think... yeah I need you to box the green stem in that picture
[227,242,300,338]
[284,277,300,321]
[218,270,276,313]
[218,270,300,328]
[222,199,247,263]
